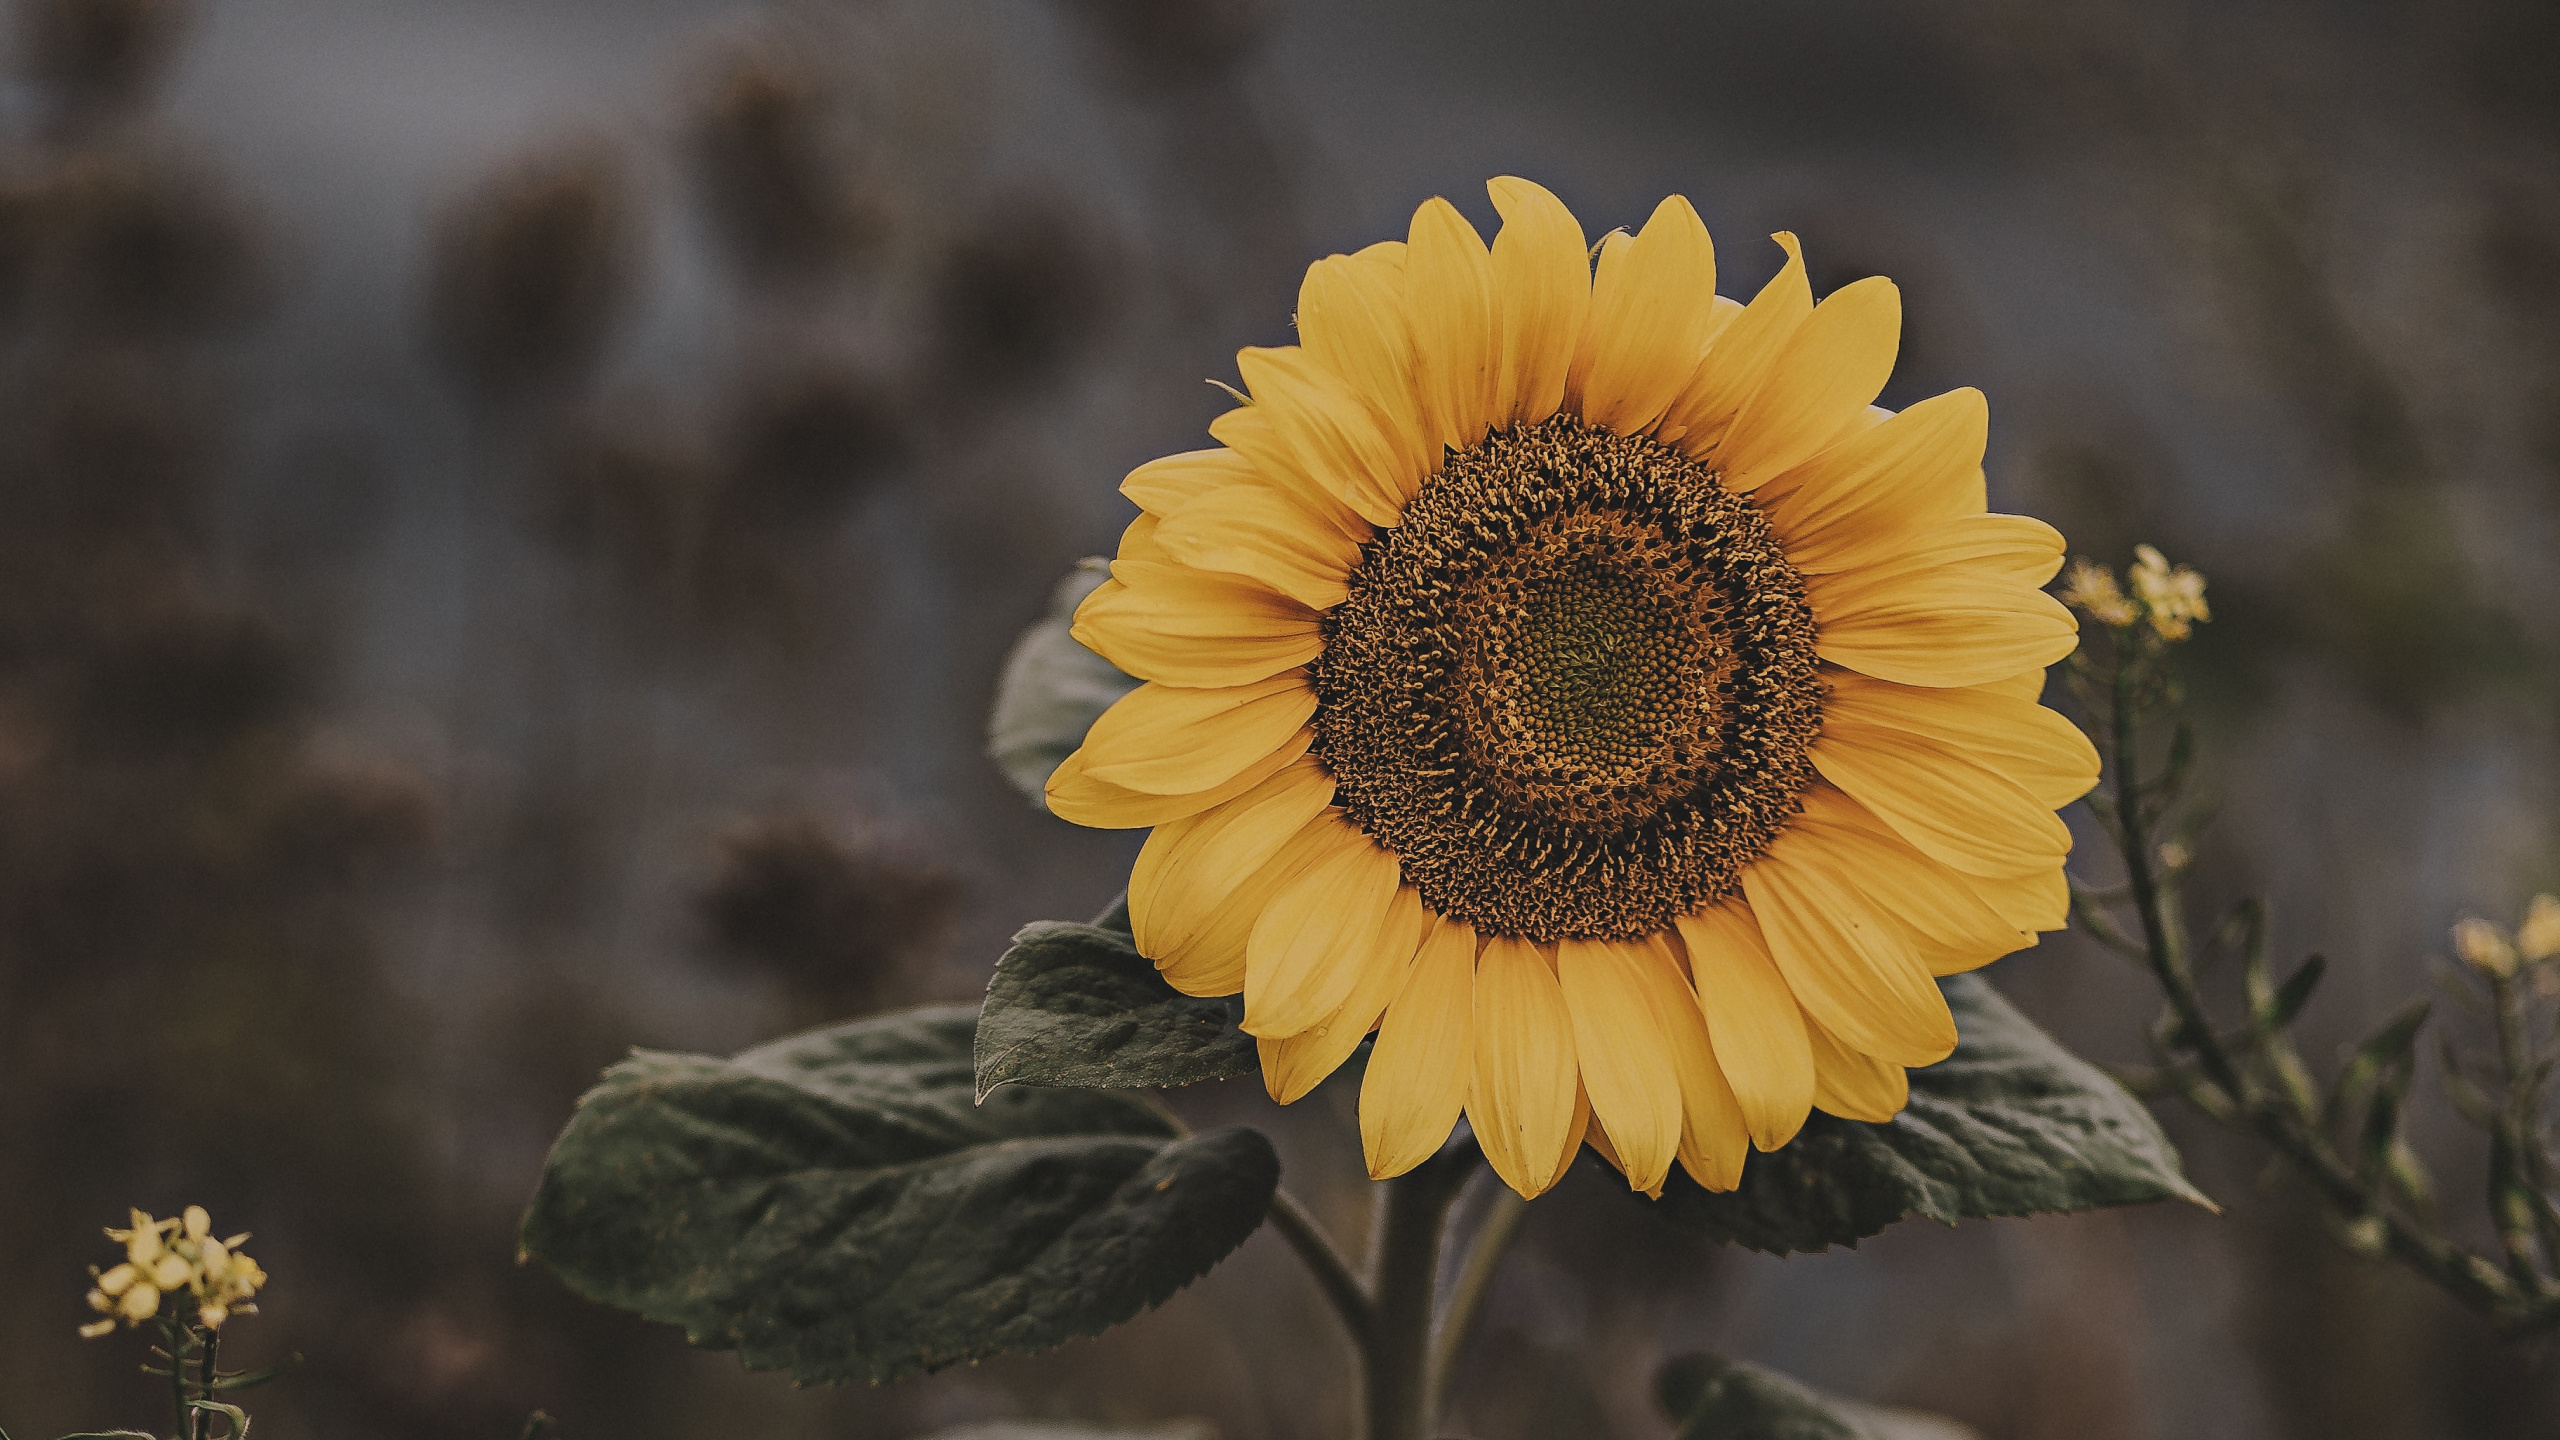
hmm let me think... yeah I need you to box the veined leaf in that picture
[521,1007,1279,1384]
[1658,1354,1979,1440]
[975,920,1257,1098]
[1655,974,2209,1253]
[988,563,1140,807]
[921,1414,1218,1424]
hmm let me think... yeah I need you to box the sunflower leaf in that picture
[520,1006,1280,1385]
[975,920,1257,1098]
[1653,973,2210,1254]
[916,1414,1213,1424]
[988,561,1140,807]
[1656,1354,1981,1440]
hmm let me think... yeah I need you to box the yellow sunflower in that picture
[1047,177,2097,1200]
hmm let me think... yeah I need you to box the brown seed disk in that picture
[1308,416,1821,941]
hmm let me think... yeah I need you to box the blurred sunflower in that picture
[1049,178,2094,1199]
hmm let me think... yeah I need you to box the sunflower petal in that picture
[1244,821,1404,1038]
[1813,567,2078,688]
[1142,790,1343,998]
[1715,276,1901,490]
[1206,402,1371,537]
[1806,515,2066,612]
[1297,250,1433,491]
[1232,346,1411,526]
[1262,886,1434,1103]
[1487,177,1591,429]
[1558,938,1682,1192]
[1405,197,1499,454]
[1806,1013,1909,1122]
[1569,194,1719,438]
[1116,513,1165,565]
[1810,721,2073,879]
[1362,913,1477,1177]
[1074,563,1324,687]
[1673,903,1814,1151]
[1663,232,1812,460]
[1081,673,1316,795]
[1128,755,1336,956]
[1153,482,1366,611]
[1047,729,1313,830]
[1964,864,2070,934]
[1822,667,2100,811]
[1754,388,1988,572]
[1977,667,2050,703]
[1741,829,1957,1066]
[1792,783,2034,975]
[1539,1085,1594,1196]
[1122,447,1259,517]
[1468,937,1582,1198]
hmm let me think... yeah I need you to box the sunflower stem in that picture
[1361,1150,1473,1440]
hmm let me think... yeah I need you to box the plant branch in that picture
[1265,1186,1371,1350]
[2093,636,2560,1333]
[1425,1186,1528,1420]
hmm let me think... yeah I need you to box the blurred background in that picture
[0,0,2554,1436]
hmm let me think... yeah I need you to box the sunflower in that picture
[1047,178,2096,1200]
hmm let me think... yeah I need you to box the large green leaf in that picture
[1658,1354,1980,1440]
[987,563,1139,806]
[520,1007,1279,1384]
[975,919,1257,1098]
[916,1414,1213,1424]
[1655,973,2209,1254]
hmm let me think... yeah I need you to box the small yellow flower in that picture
[2058,559,2141,628]
[2516,893,2560,964]
[2128,544,2210,641]
[2454,917,2519,979]
[80,1205,269,1336]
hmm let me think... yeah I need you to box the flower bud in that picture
[2454,917,2519,979]
[199,1303,228,1329]
[2057,559,2140,628]
[79,1318,117,1338]
[2517,893,2560,964]
[97,1262,137,1296]
[118,1282,159,1321]
[183,1206,210,1241]
[2129,544,2211,641]
[151,1253,191,1289]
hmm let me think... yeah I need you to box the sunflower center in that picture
[1308,417,1821,941]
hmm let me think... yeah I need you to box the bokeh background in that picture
[1,0,2556,1436]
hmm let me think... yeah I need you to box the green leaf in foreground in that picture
[921,1414,1218,1424]
[1656,973,2211,1254]
[1657,1354,1980,1440]
[975,920,1257,1098]
[987,562,1140,807]
[521,1007,1279,1384]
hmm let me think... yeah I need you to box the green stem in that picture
[2105,646,2548,1327]
[1425,1186,1528,1419]
[1265,1187,1371,1349]
[163,1320,190,1440]
[194,1324,218,1440]
[1361,1153,1474,1440]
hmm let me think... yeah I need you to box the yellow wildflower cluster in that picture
[80,1206,267,1338]
[2059,545,2211,641]
[2454,894,2560,982]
